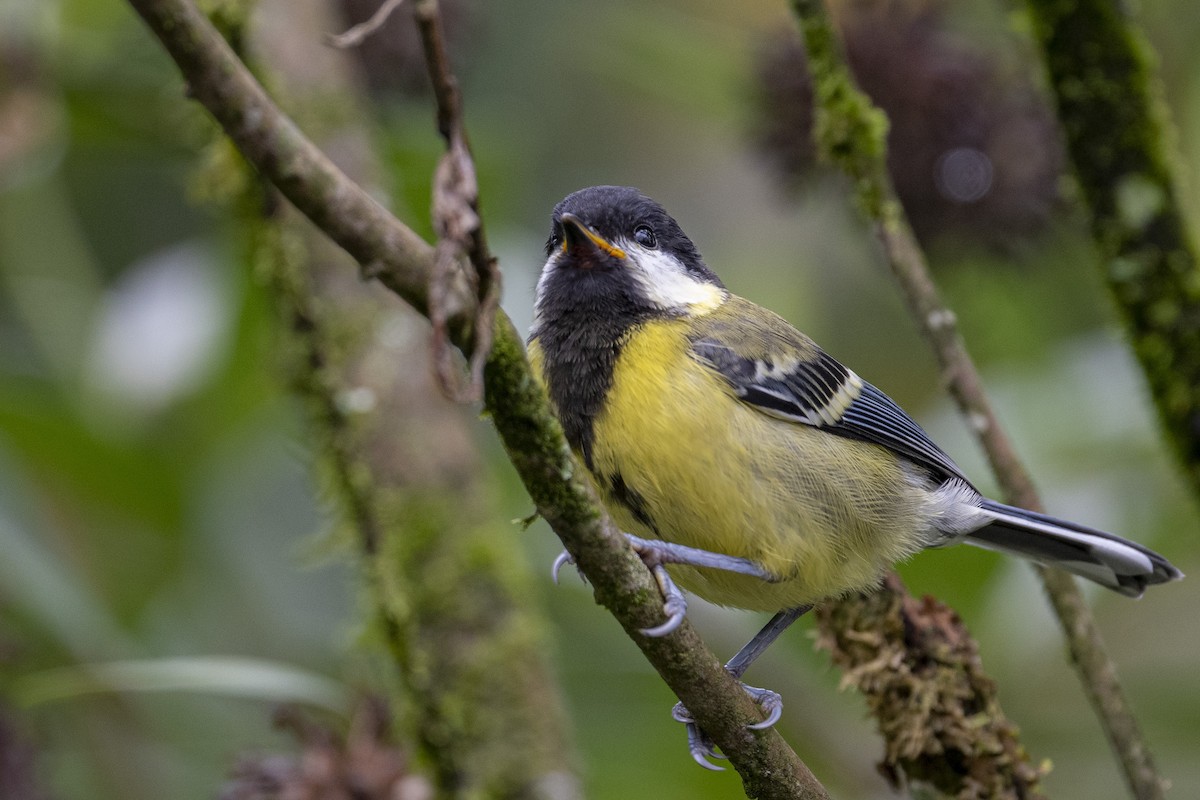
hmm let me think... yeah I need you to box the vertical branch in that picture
[413,0,460,142]
[759,3,1047,797]
[1026,0,1200,507]
[789,1,1170,798]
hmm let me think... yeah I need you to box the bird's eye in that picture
[633,225,657,248]
[546,223,562,255]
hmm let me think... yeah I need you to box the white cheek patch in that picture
[626,246,725,313]
[534,256,559,301]
[531,253,565,335]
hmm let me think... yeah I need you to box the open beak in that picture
[560,213,626,260]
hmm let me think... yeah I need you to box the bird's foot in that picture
[549,539,690,635]
[671,702,724,770]
[623,534,773,637]
[551,534,771,637]
[670,683,784,771]
[641,561,689,637]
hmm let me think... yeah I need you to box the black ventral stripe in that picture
[608,471,658,533]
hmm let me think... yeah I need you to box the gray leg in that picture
[623,534,777,580]
[549,533,808,769]
[726,606,811,679]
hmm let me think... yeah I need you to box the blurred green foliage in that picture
[0,0,1196,798]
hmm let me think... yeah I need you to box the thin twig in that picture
[413,0,460,141]
[789,1,1168,797]
[414,0,499,402]
[327,0,406,49]
[125,1,827,795]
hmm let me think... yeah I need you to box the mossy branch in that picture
[126,0,828,795]
[791,1,1169,798]
[1027,0,1200,510]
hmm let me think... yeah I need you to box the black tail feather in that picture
[966,500,1182,598]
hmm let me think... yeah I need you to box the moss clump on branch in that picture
[817,579,1045,799]
[376,489,572,798]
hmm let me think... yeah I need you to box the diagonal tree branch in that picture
[124,0,827,796]
[790,1,1169,798]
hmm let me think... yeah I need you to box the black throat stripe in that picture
[533,315,643,468]
[532,270,654,468]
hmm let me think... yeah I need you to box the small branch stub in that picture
[327,0,407,49]
[414,0,500,402]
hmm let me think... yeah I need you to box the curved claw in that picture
[747,706,782,731]
[640,614,683,638]
[640,564,688,637]
[743,684,784,730]
[674,703,726,771]
[551,550,575,585]
[690,747,726,772]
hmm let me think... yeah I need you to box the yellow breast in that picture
[586,318,930,611]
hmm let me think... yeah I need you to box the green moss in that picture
[481,321,598,533]
[1028,0,1200,497]
[1115,173,1166,232]
[368,487,569,799]
[231,190,580,797]
[815,589,1046,799]
[791,0,891,219]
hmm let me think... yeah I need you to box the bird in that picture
[527,185,1182,768]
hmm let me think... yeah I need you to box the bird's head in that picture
[532,186,727,334]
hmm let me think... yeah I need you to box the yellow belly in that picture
[583,319,931,611]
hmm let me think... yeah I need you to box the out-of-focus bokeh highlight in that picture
[0,0,1196,797]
